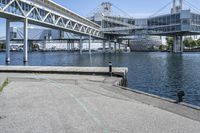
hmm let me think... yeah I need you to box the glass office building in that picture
[191,13,200,33]
[148,10,200,35]
[148,13,181,34]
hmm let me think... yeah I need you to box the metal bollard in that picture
[176,91,185,103]
[109,62,112,76]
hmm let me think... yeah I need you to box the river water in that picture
[0,51,200,107]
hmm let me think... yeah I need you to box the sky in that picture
[52,0,200,16]
[0,0,200,37]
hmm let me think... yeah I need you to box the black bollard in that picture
[109,62,112,76]
[176,91,185,103]
[6,61,10,65]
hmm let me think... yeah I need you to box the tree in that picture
[159,45,168,51]
[190,40,197,48]
[196,39,200,46]
[0,43,5,50]
[166,37,174,50]
[183,37,193,48]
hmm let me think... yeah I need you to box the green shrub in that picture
[0,78,8,92]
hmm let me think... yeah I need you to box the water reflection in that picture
[165,54,184,99]
[0,51,200,106]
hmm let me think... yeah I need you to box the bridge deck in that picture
[0,0,102,38]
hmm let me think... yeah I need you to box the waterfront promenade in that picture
[0,66,199,133]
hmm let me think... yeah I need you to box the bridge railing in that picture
[31,0,101,30]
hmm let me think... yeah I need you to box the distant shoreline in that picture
[1,49,200,53]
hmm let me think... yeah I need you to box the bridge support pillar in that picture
[125,40,128,52]
[67,42,69,51]
[23,19,28,62]
[114,42,117,53]
[71,41,74,50]
[173,36,183,53]
[69,42,72,51]
[89,35,91,54]
[118,40,121,52]
[103,40,106,53]
[109,39,111,52]
[173,36,177,53]
[126,40,130,51]
[43,40,47,50]
[180,36,184,53]
[6,19,10,63]
[79,36,83,55]
[70,41,72,51]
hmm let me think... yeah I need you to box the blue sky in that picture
[0,0,199,36]
[52,0,199,16]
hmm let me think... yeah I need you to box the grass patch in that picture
[0,78,9,92]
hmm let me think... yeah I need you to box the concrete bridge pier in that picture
[180,36,184,53]
[118,40,122,52]
[128,39,130,47]
[103,40,106,53]
[79,36,83,55]
[89,35,91,54]
[71,41,75,50]
[70,43,72,51]
[125,45,128,52]
[126,39,130,51]
[114,41,117,53]
[43,40,47,50]
[23,19,28,62]
[124,40,128,51]
[173,36,184,53]
[69,41,72,51]
[6,19,10,63]
[67,42,69,51]
[6,19,29,63]
[173,36,177,53]
[68,41,71,51]
[108,39,111,52]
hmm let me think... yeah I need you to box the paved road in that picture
[0,73,200,133]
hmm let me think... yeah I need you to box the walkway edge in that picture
[0,66,127,75]
[111,84,200,122]
[0,66,128,86]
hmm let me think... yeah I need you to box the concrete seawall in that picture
[0,66,128,87]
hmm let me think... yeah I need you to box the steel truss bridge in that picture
[1,0,200,63]
[0,0,101,62]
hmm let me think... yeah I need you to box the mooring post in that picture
[176,91,185,103]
